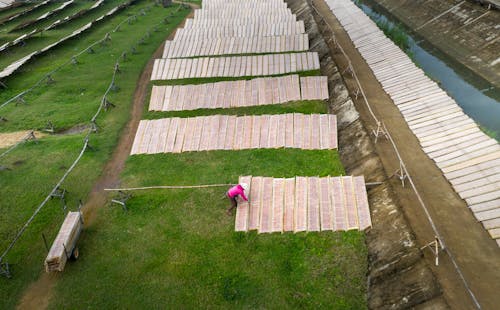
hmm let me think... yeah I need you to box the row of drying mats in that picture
[129,0,373,233]
[326,0,500,245]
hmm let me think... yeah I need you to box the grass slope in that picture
[0,2,189,308]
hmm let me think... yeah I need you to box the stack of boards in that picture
[137,0,373,234]
[326,0,500,245]
[235,176,372,233]
[45,212,82,273]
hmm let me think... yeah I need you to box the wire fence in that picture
[0,2,187,277]
[309,1,480,308]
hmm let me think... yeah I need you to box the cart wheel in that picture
[70,247,79,261]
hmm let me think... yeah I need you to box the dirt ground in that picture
[0,131,45,149]
[311,0,500,308]
[16,6,197,310]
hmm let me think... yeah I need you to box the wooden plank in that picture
[328,114,338,149]
[268,114,279,148]
[293,113,303,149]
[276,114,286,148]
[259,177,274,233]
[259,115,270,149]
[191,117,204,151]
[235,176,252,231]
[354,176,371,230]
[164,118,178,153]
[248,176,262,230]
[172,118,187,153]
[198,116,212,151]
[310,114,321,149]
[241,115,253,149]
[181,117,196,152]
[294,176,308,232]
[216,115,229,150]
[224,116,237,150]
[330,177,346,230]
[319,177,333,231]
[343,176,359,230]
[131,121,147,155]
[285,113,294,148]
[272,178,285,232]
[302,114,311,150]
[307,177,321,231]
[283,178,295,232]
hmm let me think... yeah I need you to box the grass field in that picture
[0,1,189,308]
[1,0,368,308]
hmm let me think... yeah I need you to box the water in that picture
[355,1,500,140]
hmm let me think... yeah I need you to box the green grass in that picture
[0,2,190,308]
[151,69,322,86]
[48,149,365,309]
[49,191,366,309]
[143,99,328,119]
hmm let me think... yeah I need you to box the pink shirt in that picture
[227,184,248,201]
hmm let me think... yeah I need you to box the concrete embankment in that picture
[364,0,500,89]
[286,0,448,308]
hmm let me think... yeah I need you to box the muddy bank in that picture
[285,0,447,308]
[364,0,500,89]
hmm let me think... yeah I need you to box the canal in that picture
[355,0,500,140]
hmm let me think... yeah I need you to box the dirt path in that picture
[16,5,196,310]
[311,0,500,308]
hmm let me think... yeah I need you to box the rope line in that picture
[104,184,236,191]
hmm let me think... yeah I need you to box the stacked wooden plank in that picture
[235,175,372,233]
[183,15,296,28]
[193,8,292,20]
[151,52,320,80]
[300,76,329,100]
[162,34,309,58]
[326,0,500,245]
[175,23,302,40]
[203,0,287,10]
[45,212,82,273]
[130,113,338,155]
[173,22,305,40]
[149,75,329,111]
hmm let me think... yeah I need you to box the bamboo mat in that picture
[151,52,320,80]
[130,113,337,155]
[162,34,309,58]
[326,0,500,244]
[235,175,372,233]
[148,75,329,111]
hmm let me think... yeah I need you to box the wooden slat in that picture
[294,176,308,232]
[272,178,285,232]
[235,176,252,232]
[259,177,274,233]
[283,178,295,232]
[307,177,321,231]
[248,176,262,230]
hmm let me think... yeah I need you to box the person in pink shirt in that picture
[226,183,248,215]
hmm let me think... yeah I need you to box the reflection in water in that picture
[356,1,500,140]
